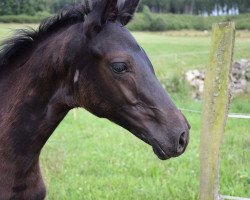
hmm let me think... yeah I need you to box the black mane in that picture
[0,1,93,70]
[0,0,138,72]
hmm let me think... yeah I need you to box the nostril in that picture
[177,132,187,153]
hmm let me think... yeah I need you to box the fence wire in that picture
[179,108,250,119]
[220,195,250,200]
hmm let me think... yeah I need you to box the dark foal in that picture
[0,0,190,199]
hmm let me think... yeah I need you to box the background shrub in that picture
[0,12,50,23]
[127,12,250,31]
[0,9,249,31]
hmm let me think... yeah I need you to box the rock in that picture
[185,70,205,99]
[185,59,250,99]
[246,63,250,81]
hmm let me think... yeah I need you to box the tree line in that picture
[0,0,81,16]
[0,0,250,16]
[138,0,250,15]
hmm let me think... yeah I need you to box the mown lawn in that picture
[0,24,250,199]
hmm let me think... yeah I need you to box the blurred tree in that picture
[0,0,250,16]
[138,0,250,14]
[0,0,17,15]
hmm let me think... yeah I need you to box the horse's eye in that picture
[110,63,128,74]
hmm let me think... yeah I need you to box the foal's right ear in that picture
[83,0,118,38]
[117,0,140,26]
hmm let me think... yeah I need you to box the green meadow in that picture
[0,24,249,199]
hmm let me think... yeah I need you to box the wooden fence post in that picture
[199,22,235,200]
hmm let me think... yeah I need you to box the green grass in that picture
[0,23,37,40]
[0,24,249,199]
[132,31,250,78]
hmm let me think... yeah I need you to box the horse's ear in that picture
[117,0,140,26]
[83,0,118,38]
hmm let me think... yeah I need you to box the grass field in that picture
[0,24,250,199]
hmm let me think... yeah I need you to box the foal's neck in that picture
[0,73,71,199]
[0,71,72,199]
[0,31,78,200]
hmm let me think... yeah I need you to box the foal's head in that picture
[70,0,190,160]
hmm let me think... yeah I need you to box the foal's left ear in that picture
[83,0,118,38]
[117,0,140,26]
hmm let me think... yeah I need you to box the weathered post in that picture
[199,22,235,200]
